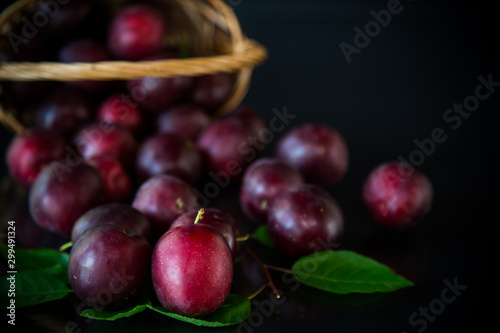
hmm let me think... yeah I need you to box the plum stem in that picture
[236,234,250,242]
[265,264,292,274]
[59,241,73,252]
[194,208,205,224]
[245,243,281,299]
[246,284,267,300]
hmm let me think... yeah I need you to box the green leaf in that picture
[0,245,69,273]
[79,286,151,321]
[0,245,72,308]
[147,293,251,327]
[80,300,150,321]
[0,266,72,308]
[251,225,275,249]
[291,250,414,294]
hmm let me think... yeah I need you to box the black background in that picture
[1,0,499,332]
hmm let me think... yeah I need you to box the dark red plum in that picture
[151,222,233,316]
[267,184,344,257]
[197,117,253,181]
[71,203,152,244]
[127,53,194,112]
[29,161,104,237]
[239,158,303,223]
[6,129,67,187]
[226,105,265,137]
[191,73,233,113]
[97,93,144,134]
[132,175,200,236]
[35,89,94,136]
[68,224,151,310]
[362,161,433,228]
[58,38,111,92]
[10,194,68,249]
[73,122,136,167]
[38,0,92,39]
[86,155,132,202]
[135,133,202,185]
[170,208,238,258]
[276,123,349,185]
[58,39,110,63]
[155,104,211,142]
[107,4,165,60]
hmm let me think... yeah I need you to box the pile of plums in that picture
[2,0,433,316]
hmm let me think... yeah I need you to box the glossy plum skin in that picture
[151,223,233,317]
[127,53,194,111]
[267,184,344,257]
[170,208,238,258]
[29,161,104,237]
[197,117,253,180]
[239,158,304,223]
[68,225,151,310]
[73,122,136,167]
[135,133,202,185]
[107,4,165,60]
[86,155,132,202]
[71,203,152,243]
[35,89,94,137]
[227,105,265,137]
[362,161,433,228]
[132,175,200,236]
[155,104,211,142]
[58,38,111,92]
[6,129,67,187]
[191,73,233,113]
[97,93,144,134]
[276,123,349,185]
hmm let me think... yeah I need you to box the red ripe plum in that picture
[73,122,136,167]
[170,208,238,258]
[6,129,67,187]
[127,52,194,111]
[35,89,94,136]
[97,93,144,134]
[362,161,433,228]
[71,203,152,244]
[239,158,304,223]
[267,184,344,257]
[276,123,348,185]
[135,133,202,185]
[191,73,233,113]
[29,161,104,237]
[132,175,200,236]
[197,117,253,181]
[155,104,211,142]
[151,222,233,316]
[108,4,165,60]
[68,225,151,310]
[86,155,132,202]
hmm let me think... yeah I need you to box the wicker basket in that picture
[0,0,267,134]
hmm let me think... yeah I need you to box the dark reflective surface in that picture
[1,1,498,332]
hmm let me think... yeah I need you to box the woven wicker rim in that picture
[0,0,268,133]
